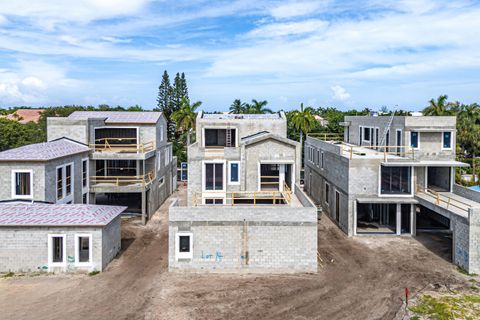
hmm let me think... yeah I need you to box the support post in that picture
[396,203,401,235]
[141,190,146,225]
[410,204,416,236]
[353,200,357,236]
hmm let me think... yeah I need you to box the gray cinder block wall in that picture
[168,194,318,273]
[453,208,480,274]
[0,217,120,273]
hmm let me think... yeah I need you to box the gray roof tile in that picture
[68,111,162,124]
[0,138,90,161]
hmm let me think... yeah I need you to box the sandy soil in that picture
[0,185,473,320]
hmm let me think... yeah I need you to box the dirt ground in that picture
[0,185,475,320]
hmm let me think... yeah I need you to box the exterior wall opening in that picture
[380,166,411,195]
[427,167,451,192]
[95,193,142,215]
[415,205,452,262]
[357,203,396,234]
[94,128,137,146]
[204,128,236,148]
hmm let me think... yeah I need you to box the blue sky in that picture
[1,0,480,112]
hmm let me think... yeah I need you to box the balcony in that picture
[90,138,156,160]
[89,171,155,193]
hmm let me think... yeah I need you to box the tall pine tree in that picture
[155,70,176,139]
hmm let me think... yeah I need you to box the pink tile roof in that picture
[0,138,90,162]
[68,111,162,124]
[0,203,126,226]
[5,109,44,124]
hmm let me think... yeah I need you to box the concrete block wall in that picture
[467,208,480,273]
[453,184,480,203]
[47,118,91,144]
[168,200,317,273]
[101,217,122,270]
[0,226,104,273]
[0,163,46,202]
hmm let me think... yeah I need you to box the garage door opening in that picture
[357,203,396,234]
[415,205,452,262]
[95,193,142,215]
[427,167,451,192]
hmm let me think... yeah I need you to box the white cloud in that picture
[0,14,7,25]
[270,1,327,19]
[0,60,79,105]
[245,20,328,38]
[101,36,132,44]
[331,85,350,101]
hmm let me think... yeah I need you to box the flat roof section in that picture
[0,138,90,162]
[68,111,163,124]
[202,113,281,120]
[0,203,127,226]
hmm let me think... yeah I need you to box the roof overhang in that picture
[357,198,418,204]
[259,160,295,164]
[381,160,469,167]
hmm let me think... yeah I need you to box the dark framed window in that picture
[205,163,223,190]
[52,236,64,263]
[179,235,191,253]
[57,167,63,199]
[15,172,31,196]
[381,166,411,195]
[205,198,223,204]
[364,127,371,141]
[411,132,419,148]
[230,162,239,183]
[82,160,87,188]
[325,183,330,204]
[443,132,452,149]
[65,165,72,196]
[78,236,90,263]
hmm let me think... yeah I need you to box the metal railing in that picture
[90,171,155,187]
[192,188,293,207]
[307,133,343,141]
[416,185,472,213]
[90,138,155,153]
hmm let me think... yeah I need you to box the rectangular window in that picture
[12,170,32,198]
[443,132,452,149]
[48,234,66,266]
[57,167,63,200]
[396,130,402,155]
[160,125,164,141]
[82,193,88,204]
[75,234,92,264]
[159,176,165,186]
[204,128,236,147]
[205,198,223,204]
[165,147,169,166]
[229,161,240,184]
[325,182,330,205]
[380,166,412,195]
[175,232,193,260]
[205,163,224,190]
[321,152,324,169]
[65,164,72,196]
[410,132,419,149]
[364,127,371,141]
[82,159,88,188]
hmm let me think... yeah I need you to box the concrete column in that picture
[410,204,416,236]
[141,190,146,225]
[353,200,357,236]
[396,203,401,235]
[279,164,285,191]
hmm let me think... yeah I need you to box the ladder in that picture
[378,114,394,147]
[226,128,232,147]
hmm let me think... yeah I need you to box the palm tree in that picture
[291,103,316,147]
[172,97,201,145]
[229,99,247,114]
[423,95,457,116]
[245,99,273,114]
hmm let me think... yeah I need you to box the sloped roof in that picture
[68,111,162,124]
[5,109,44,124]
[0,138,89,162]
[0,203,126,226]
[242,132,300,147]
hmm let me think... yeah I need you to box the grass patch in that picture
[457,266,478,276]
[88,271,100,276]
[470,285,478,291]
[2,272,15,278]
[410,294,480,320]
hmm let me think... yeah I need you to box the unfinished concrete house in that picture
[0,138,90,204]
[47,111,176,223]
[304,115,480,273]
[169,112,317,273]
[0,202,125,273]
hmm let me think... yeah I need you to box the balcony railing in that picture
[341,145,416,161]
[416,185,472,213]
[193,183,293,206]
[90,138,155,153]
[90,171,155,187]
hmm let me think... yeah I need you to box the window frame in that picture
[202,160,226,192]
[81,158,89,203]
[442,131,453,150]
[378,165,414,197]
[321,152,324,170]
[74,233,93,267]
[11,169,33,200]
[159,176,165,187]
[325,182,330,206]
[228,161,241,185]
[410,131,420,150]
[48,234,66,268]
[56,162,74,203]
[175,232,193,261]
[202,127,238,148]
